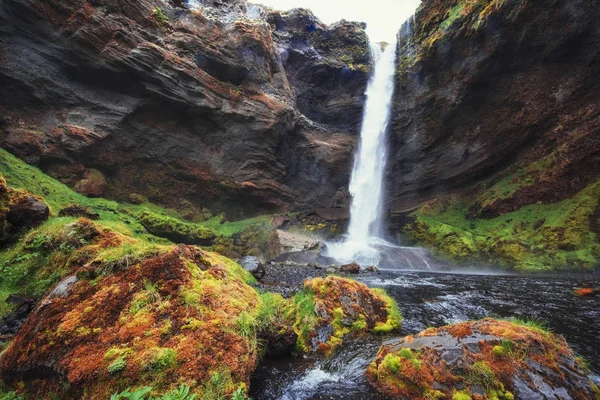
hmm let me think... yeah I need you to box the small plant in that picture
[108,357,127,374]
[152,8,169,25]
[145,347,177,371]
[110,386,153,400]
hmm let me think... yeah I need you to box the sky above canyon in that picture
[255,0,421,42]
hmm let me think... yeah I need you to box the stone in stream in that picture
[366,318,597,400]
[340,261,361,274]
[239,256,266,280]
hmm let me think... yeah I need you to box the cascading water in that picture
[326,39,398,266]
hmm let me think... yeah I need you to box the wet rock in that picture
[290,276,401,354]
[58,204,100,220]
[259,320,297,357]
[340,262,360,274]
[0,295,36,337]
[240,256,266,280]
[365,265,379,273]
[367,319,596,400]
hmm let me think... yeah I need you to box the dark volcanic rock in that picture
[0,0,368,218]
[388,0,600,214]
[239,255,266,280]
[340,261,360,274]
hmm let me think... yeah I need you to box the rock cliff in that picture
[0,0,369,217]
[390,0,600,270]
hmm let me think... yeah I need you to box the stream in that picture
[250,270,600,399]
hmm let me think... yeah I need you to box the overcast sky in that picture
[254,0,421,42]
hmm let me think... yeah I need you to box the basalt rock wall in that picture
[0,0,369,218]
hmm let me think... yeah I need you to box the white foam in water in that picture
[280,367,341,399]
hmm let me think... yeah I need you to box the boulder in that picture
[367,318,597,400]
[340,261,361,274]
[239,256,266,280]
[0,176,49,247]
[288,276,401,355]
[74,169,106,198]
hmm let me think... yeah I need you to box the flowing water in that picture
[326,39,397,266]
[251,271,600,399]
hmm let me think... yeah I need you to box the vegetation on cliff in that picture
[404,178,600,271]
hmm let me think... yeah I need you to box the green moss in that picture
[452,391,472,400]
[382,353,402,374]
[152,7,168,25]
[107,357,127,374]
[405,179,600,271]
[145,347,177,371]
[371,288,403,333]
[285,289,317,352]
[440,4,465,30]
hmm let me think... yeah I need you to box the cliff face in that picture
[390,0,600,270]
[389,0,600,213]
[0,0,368,217]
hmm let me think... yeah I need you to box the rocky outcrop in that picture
[390,0,600,270]
[0,175,49,247]
[389,0,600,213]
[0,0,369,218]
[367,319,597,400]
[288,276,401,355]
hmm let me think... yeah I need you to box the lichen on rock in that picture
[367,318,597,400]
[287,276,402,355]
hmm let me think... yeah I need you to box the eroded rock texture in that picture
[388,0,600,214]
[0,0,369,217]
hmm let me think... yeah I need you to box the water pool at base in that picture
[251,271,600,399]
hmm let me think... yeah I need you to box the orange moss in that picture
[0,245,261,399]
[367,319,593,400]
[574,287,596,297]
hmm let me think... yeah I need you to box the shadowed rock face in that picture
[0,0,368,217]
[388,0,600,214]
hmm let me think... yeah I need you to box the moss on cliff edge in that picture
[404,179,600,271]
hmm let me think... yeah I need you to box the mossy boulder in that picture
[134,210,216,246]
[367,319,596,400]
[74,169,107,198]
[0,175,49,247]
[287,276,401,355]
[0,243,267,398]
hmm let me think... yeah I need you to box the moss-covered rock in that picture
[0,241,271,399]
[133,210,216,246]
[0,175,49,248]
[286,276,401,355]
[367,319,596,400]
[403,179,600,271]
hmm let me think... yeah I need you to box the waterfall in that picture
[327,39,398,266]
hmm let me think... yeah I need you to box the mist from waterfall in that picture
[326,38,397,266]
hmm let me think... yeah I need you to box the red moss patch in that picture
[0,245,260,399]
[367,319,595,400]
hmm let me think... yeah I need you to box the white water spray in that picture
[327,38,398,265]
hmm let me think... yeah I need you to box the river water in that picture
[251,271,600,399]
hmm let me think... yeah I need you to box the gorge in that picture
[0,0,599,399]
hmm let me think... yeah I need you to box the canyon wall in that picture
[389,0,600,270]
[0,0,367,217]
